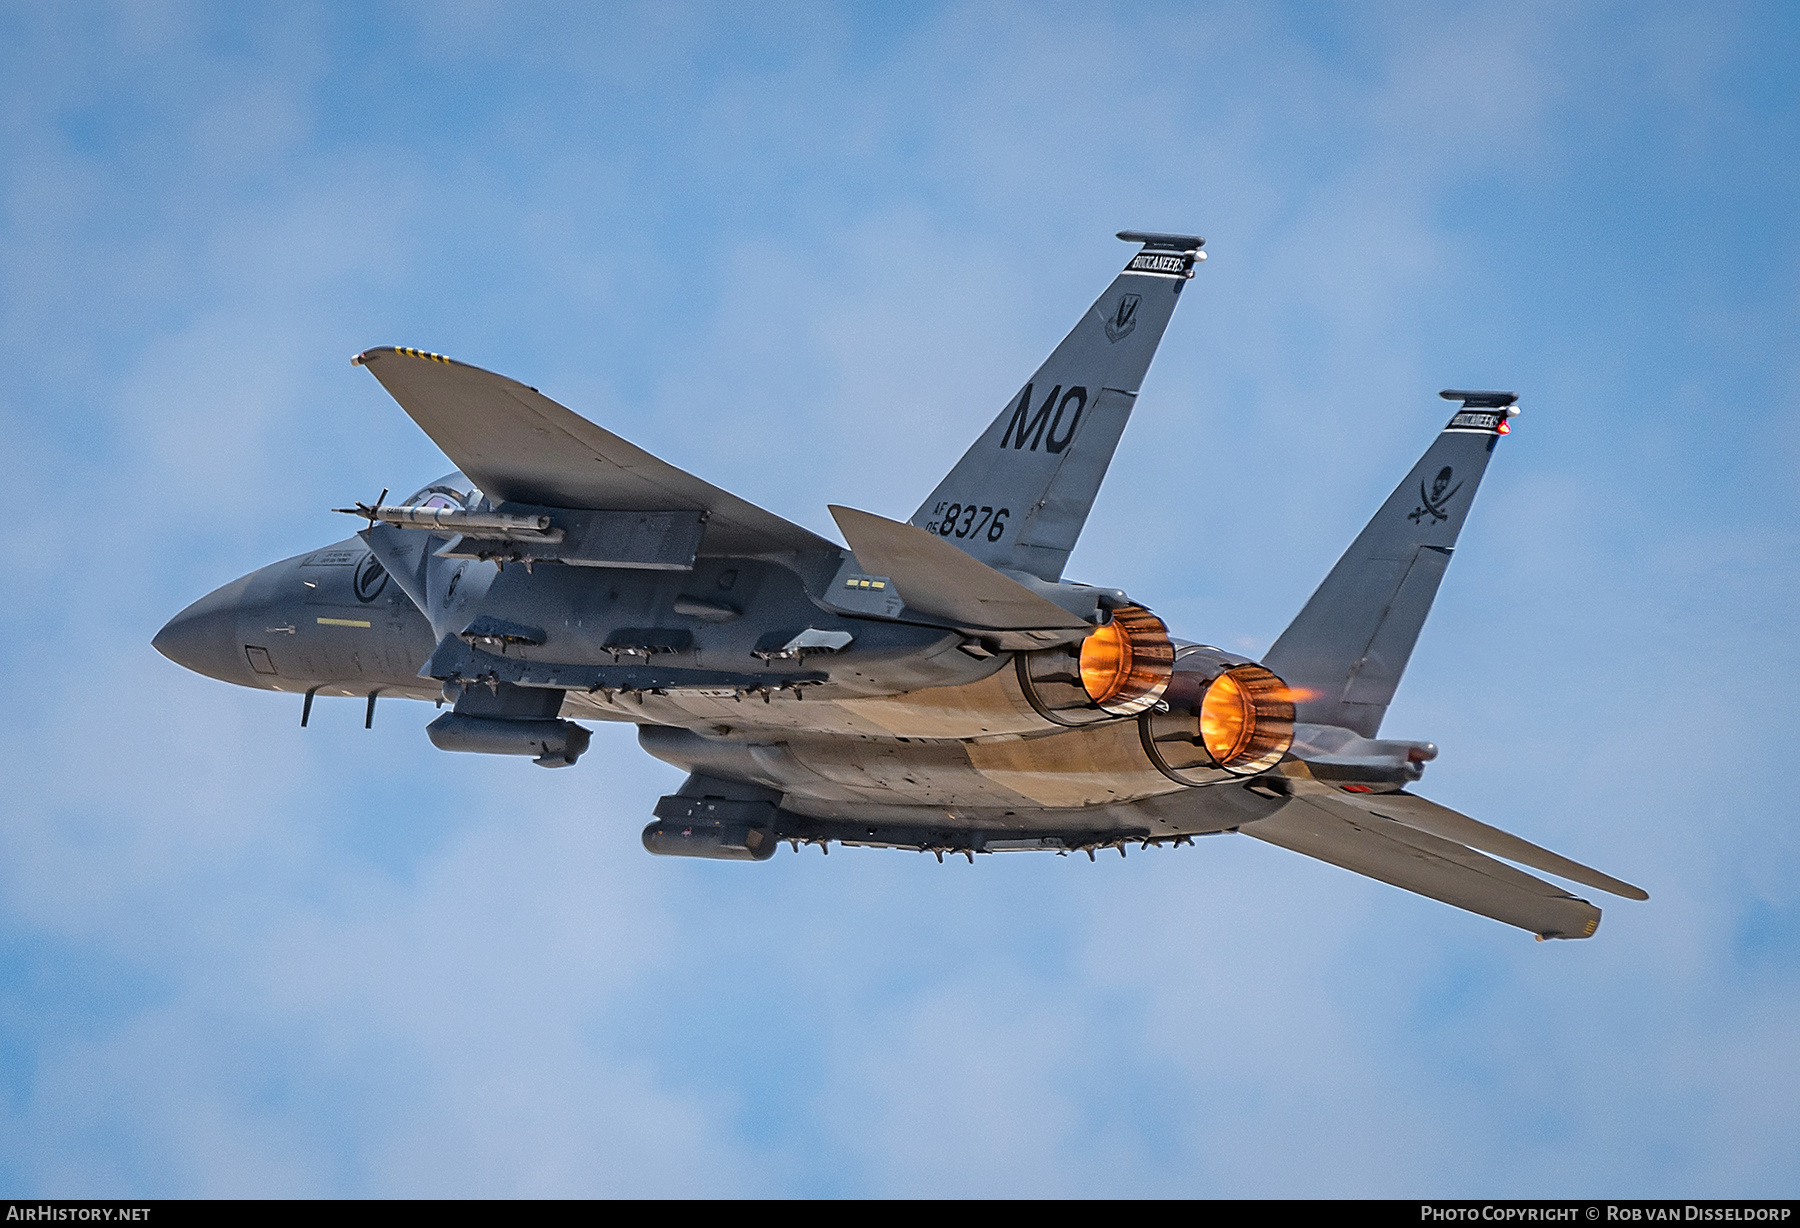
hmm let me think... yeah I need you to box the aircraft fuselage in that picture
[152,233,1642,937]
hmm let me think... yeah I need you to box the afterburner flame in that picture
[1078,620,1130,705]
[1077,605,1173,715]
[1017,605,1173,726]
[1199,669,1255,763]
[1206,665,1296,775]
[1139,660,1296,784]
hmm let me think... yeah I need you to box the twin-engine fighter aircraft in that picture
[155,231,1646,939]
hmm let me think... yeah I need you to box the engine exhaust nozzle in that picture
[1140,648,1296,784]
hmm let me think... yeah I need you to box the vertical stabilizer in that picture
[911,232,1202,581]
[1263,392,1519,737]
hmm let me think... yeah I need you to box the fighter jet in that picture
[154,231,1646,939]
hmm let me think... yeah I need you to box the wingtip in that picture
[353,346,456,368]
[1539,910,1604,940]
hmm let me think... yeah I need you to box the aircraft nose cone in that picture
[154,574,254,684]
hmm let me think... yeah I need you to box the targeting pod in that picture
[643,795,779,861]
[1139,646,1295,784]
[1017,604,1174,726]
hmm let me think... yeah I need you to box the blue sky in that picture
[2,0,1797,1197]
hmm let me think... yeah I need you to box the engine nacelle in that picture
[1017,603,1175,726]
[1138,646,1295,784]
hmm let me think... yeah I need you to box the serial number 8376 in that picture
[927,502,1009,542]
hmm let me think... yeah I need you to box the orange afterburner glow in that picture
[1017,604,1175,726]
[1077,604,1174,715]
[1139,658,1296,785]
[1078,621,1130,704]
[1203,665,1296,774]
[1199,669,1254,763]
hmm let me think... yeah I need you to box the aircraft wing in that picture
[354,347,837,557]
[1244,785,1626,939]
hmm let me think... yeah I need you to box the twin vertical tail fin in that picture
[911,240,1510,741]
[911,232,1203,582]
[1263,391,1520,738]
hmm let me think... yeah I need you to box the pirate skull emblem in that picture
[1408,466,1463,524]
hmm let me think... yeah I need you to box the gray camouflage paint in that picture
[153,235,1640,939]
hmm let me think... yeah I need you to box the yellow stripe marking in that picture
[316,617,371,628]
[353,347,451,366]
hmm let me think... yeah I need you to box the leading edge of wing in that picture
[354,347,837,558]
[1244,792,1605,939]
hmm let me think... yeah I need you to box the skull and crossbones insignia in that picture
[1408,466,1462,524]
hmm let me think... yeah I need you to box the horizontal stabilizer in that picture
[829,505,1091,633]
[1245,792,1603,939]
[353,347,835,558]
[1320,785,1648,900]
